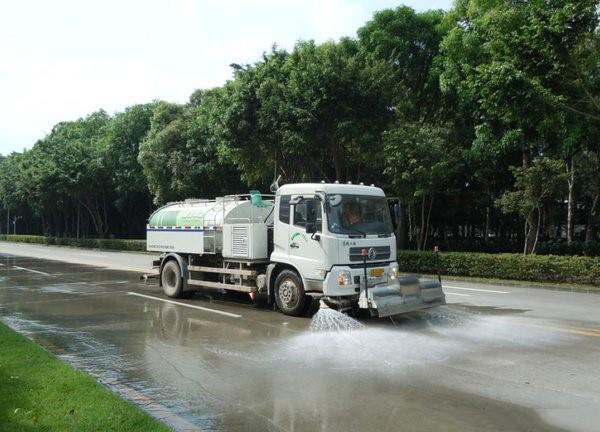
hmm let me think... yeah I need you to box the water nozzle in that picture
[319,299,330,310]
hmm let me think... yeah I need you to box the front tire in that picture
[161,260,183,298]
[274,270,309,316]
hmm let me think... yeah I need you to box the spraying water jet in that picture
[310,298,364,332]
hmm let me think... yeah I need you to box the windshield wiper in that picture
[345,226,367,238]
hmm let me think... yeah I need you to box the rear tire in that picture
[274,270,309,316]
[161,260,183,298]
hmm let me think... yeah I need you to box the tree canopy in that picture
[1,1,599,254]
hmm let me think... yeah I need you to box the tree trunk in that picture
[484,206,491,243]
[566,156,575,245]
[531,205,542,254]
[79,197,105,239]
[407,202,413,244]
[332,142,343,181]
[102,192,108,237]
[422,195,434,251]
[585,195,599,244]
[396,205,407,250]
[524,210,538,255]
[417,195,426,251]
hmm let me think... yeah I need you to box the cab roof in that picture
[276,182,385,197]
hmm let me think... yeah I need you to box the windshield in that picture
[327,194,393,235]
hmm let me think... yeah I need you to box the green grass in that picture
[0,323,172,432]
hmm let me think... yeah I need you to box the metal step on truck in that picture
[146,181,445,317]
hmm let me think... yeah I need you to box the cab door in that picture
[289,197,326,281]
[272,194,292,261]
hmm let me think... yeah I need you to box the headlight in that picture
[336,270,352,286]
[388,262,400,282]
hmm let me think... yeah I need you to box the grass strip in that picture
[0,322,172,432]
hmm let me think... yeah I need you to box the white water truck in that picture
[146,181,445,317]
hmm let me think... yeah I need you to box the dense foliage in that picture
[1,1,599,255]
[397,250,600,285]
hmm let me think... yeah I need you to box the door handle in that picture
[290,242,299,249]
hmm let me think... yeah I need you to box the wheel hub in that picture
[165,268,176,287]
[279,280,296,304]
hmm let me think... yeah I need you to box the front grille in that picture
[349,246,391,262]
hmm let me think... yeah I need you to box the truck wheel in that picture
[274,270,309,316]
[161,260,183,298]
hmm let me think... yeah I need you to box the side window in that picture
[293,199,322,230]
[279,195,291,224]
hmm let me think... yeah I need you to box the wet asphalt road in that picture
[1,244,600,431]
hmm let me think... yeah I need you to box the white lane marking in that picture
[90,280,129,286]
[127,292,242,318]
[12,266,52,276]
[443,285,509,294]
[444,291,471,297]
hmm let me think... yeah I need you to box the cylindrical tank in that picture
[148,198,241,230]
[146,195,274,256]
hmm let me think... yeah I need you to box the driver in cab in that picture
[343,202,362,227]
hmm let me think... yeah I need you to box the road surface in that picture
[0,242,599,431]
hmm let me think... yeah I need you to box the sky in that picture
[0,0,452,155]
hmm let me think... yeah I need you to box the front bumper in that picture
[322,266,446,318]
[358,276,446,318]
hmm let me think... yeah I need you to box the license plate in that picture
[369,268,384,277]
[401,284,420,295]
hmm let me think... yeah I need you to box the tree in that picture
[358,6,448,123]
[384,124,461,250]
[440,0,599,252]
[139,94,242,205]
[496,158,565,254]
[218,41,392,185]
[37,111,112,237]
[102,103,156,236]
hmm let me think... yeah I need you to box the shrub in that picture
[0,235,146,252]
[398,250,600,285]
[423,238,600,256]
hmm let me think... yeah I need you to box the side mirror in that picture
[305,222,320,241]
[305,223,317,234]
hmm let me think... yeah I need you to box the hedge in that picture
[419,238,600,256]
[398,250,600,286]
[0,235,146,252]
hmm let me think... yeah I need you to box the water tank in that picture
[146,195,274,258]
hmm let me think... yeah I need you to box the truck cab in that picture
[267,182,446,317]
